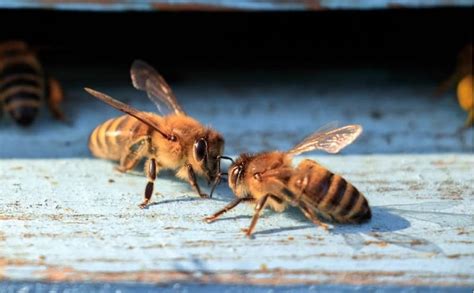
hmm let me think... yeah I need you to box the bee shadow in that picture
[144,197,198,208]
[252,206,409,236]
[269,206,444,254]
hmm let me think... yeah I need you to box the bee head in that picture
[208,153,252,198]
[228,154,253,194]
[228,163,244,192]
[192,130,224,183]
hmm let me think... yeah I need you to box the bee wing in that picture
[288,123,363,155]
[383,202,474,228]
[130,60,185,116]
[84,88,175,141]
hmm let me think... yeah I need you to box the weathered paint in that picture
[0,282,469,292]
[0,155,473,287]
[0,0,471,11]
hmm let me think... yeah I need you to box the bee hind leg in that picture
[299,203,329,231]
[242,194,270,237]
[116,138,148,173]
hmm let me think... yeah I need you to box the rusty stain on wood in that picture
[0,0,471,11]
[150,2,240,11]
[0,257,473,287]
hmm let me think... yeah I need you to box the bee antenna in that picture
[218,155,235,164]
[209,156,234,198]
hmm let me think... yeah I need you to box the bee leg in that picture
[139,158,158,209]
[185,163,208,198]
[299,203,329,231]
[242,194,270,237]
[204,197,253,223]
[116,138,148,173]
[465,109,474,127]
[47,77,66,121]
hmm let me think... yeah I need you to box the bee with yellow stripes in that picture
[0,40,65,126]
[205,123,371,237]
[86,60,224,208]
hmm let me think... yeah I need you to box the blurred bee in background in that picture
[456,74,473,126]
[86,60,224,208]
[437,44,473,127]
[0,40,65,126]
[205,124,370,237]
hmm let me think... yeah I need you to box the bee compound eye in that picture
[233,166,241,177]
[194,138,207,162]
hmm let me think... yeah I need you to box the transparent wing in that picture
[130,60,185,115]
[371,232,444,254]
[84,88,175,141]
[383,202,473,228]
[288,123,363,155]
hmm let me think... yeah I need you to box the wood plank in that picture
[0,154,473,287]
[0,0,472,11]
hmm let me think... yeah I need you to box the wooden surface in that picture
[0,0,472,11]
[0,66,473,290]
[0,155,473,288]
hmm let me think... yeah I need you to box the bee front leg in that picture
[242,194,270,237]
[204,197,253,223]
[139,158,160,209]
[185,163,208,198]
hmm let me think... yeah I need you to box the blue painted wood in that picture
[0,154,473,286]
[0,281,470,292]
[0,0,471,11]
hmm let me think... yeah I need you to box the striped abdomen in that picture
[0,41,45,126]
[290,159,371,223]
[89,115,152,160]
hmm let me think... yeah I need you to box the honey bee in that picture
[457,74,473,126]
[205,124,370,237]
[437,44,473,127]
[0,40,65,126]
[85,60,224,208]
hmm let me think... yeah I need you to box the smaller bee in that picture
[205,124,370,237]
[437,44,473,127]
[0,40,65,126]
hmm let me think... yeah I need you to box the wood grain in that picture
[0,155,473,287]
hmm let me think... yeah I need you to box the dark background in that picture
[0,7,472,73]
